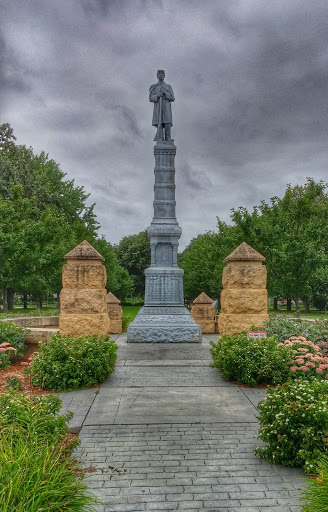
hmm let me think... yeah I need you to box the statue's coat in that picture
[149,81,175,126]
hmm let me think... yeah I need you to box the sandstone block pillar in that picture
[191,292,215,334]
[59,240,110,337]
[217,242,269,336]
[107,292,123,334]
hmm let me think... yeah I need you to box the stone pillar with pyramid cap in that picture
[59,240,110,337]
[218,242,270,336]
[127,76,201,343]
[191,292,216,334]
[107,292,123,334]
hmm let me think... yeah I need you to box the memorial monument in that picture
[127,70,201,343]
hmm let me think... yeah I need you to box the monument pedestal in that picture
[127,140,201,343]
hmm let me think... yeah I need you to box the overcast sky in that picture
[1,0,328,249]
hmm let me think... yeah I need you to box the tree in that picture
[92,237,133,301]
[0,124,134,309]
[179,222,243,301]
[231,179,328,317]
[115,231,151,297]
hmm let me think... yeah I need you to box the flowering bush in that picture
[278,336,328,381]
[0,321,27,356]
[0,342,17,370]
[258,315,328,344]
[28,333,117,391]
[210,332,292,386]
[255,379,328,473]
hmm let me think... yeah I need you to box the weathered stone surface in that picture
[219,242,269,336]
[193,318,216,334]
[60,289,108,314]
[193,292,213,304]
[222,264,267,289]
[108,319,122,334]
[217,313,270,336]
[224,242,265,262]
[192,303,215,318]
[64,240,104,260]
[191,293,216,334]
[62,263,107,289]
[59,313,110,337]
[220,289,268,314]
[107,292,122,334]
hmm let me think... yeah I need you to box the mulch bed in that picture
[0,360,53,396]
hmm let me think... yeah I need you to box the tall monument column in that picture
[127,70,201,343]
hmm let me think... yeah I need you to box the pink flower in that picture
[300,366,310,371]
[0,348,7,352]
[5,347,16,351]
[298,348,308,353]
[317,368,324,374]
[305,353,314,358]
[0,342,10,347]
[296,359,305,365]
[290,367,298,372]
[20,362,30,366]
[306,362,316,368]
[298,336,307,341]
[292,350,298,354]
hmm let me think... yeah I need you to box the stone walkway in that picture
[59,334,305,512]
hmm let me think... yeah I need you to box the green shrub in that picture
[0,427,100,512]
[210,332,292,386]
[0,321,27,356]
[301,455,328,511]
[29,333,117,391]
[255,379,328,473]
[261,315,328,343]
[0,389,72,444]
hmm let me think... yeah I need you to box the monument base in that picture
[127,306,202,343]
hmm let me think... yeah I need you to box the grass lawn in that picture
[122,305,142,329]
[0,304,59,319]
[269,305,328,319]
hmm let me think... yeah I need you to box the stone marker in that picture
[107,292,123,334]
[127,70,201,343]
[59,240,110,337]
[218,242,269,336]
[191,292,215,334]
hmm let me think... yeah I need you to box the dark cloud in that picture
[2,0,328,247]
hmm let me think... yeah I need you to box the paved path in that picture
[59,334,305,512]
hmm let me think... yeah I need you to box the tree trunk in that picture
[2,287,8,313]
[7,288,15,311]
[287,298,292,312]
[23,294,28,309]
[295,297,301,318]
[273,297,278,310]
[35,295,42,309]
[303,297,310,314]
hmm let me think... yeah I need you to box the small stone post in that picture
[107,292,123,334]
[217,242,269,336]
[191,292,215,334]
[59,240,110,337]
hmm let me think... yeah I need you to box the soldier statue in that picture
[149,70,175,141]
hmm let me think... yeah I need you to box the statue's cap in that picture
[157,69,165,74]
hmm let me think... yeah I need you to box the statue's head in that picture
[157,70,165,81]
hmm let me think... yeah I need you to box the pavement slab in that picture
[56,335,307,511]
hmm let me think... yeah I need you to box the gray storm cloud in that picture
[1,0,328,248]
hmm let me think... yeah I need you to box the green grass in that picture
[122,305,142,330]
[269,305,328,319]
[0,305,59,319]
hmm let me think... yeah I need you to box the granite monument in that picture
[127,71,201,343]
